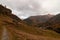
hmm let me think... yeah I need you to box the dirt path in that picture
[1,27,9,40]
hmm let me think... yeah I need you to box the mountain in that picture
[0,4,60,40]
[40,14,60,33]
[24,14,54,26]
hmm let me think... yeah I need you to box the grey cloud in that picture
[8,0,42,18]
[0,0,60,19]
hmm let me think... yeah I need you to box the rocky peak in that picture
[0,4,12,15]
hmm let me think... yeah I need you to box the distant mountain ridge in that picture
[24,14,54,26]
[40,14,60,33]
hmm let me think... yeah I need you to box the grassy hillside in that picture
[0,13,60,40]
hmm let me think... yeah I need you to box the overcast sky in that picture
[0,0,60,19]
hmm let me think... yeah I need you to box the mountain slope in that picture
[40,14,60,33]
[24,14,53,26]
